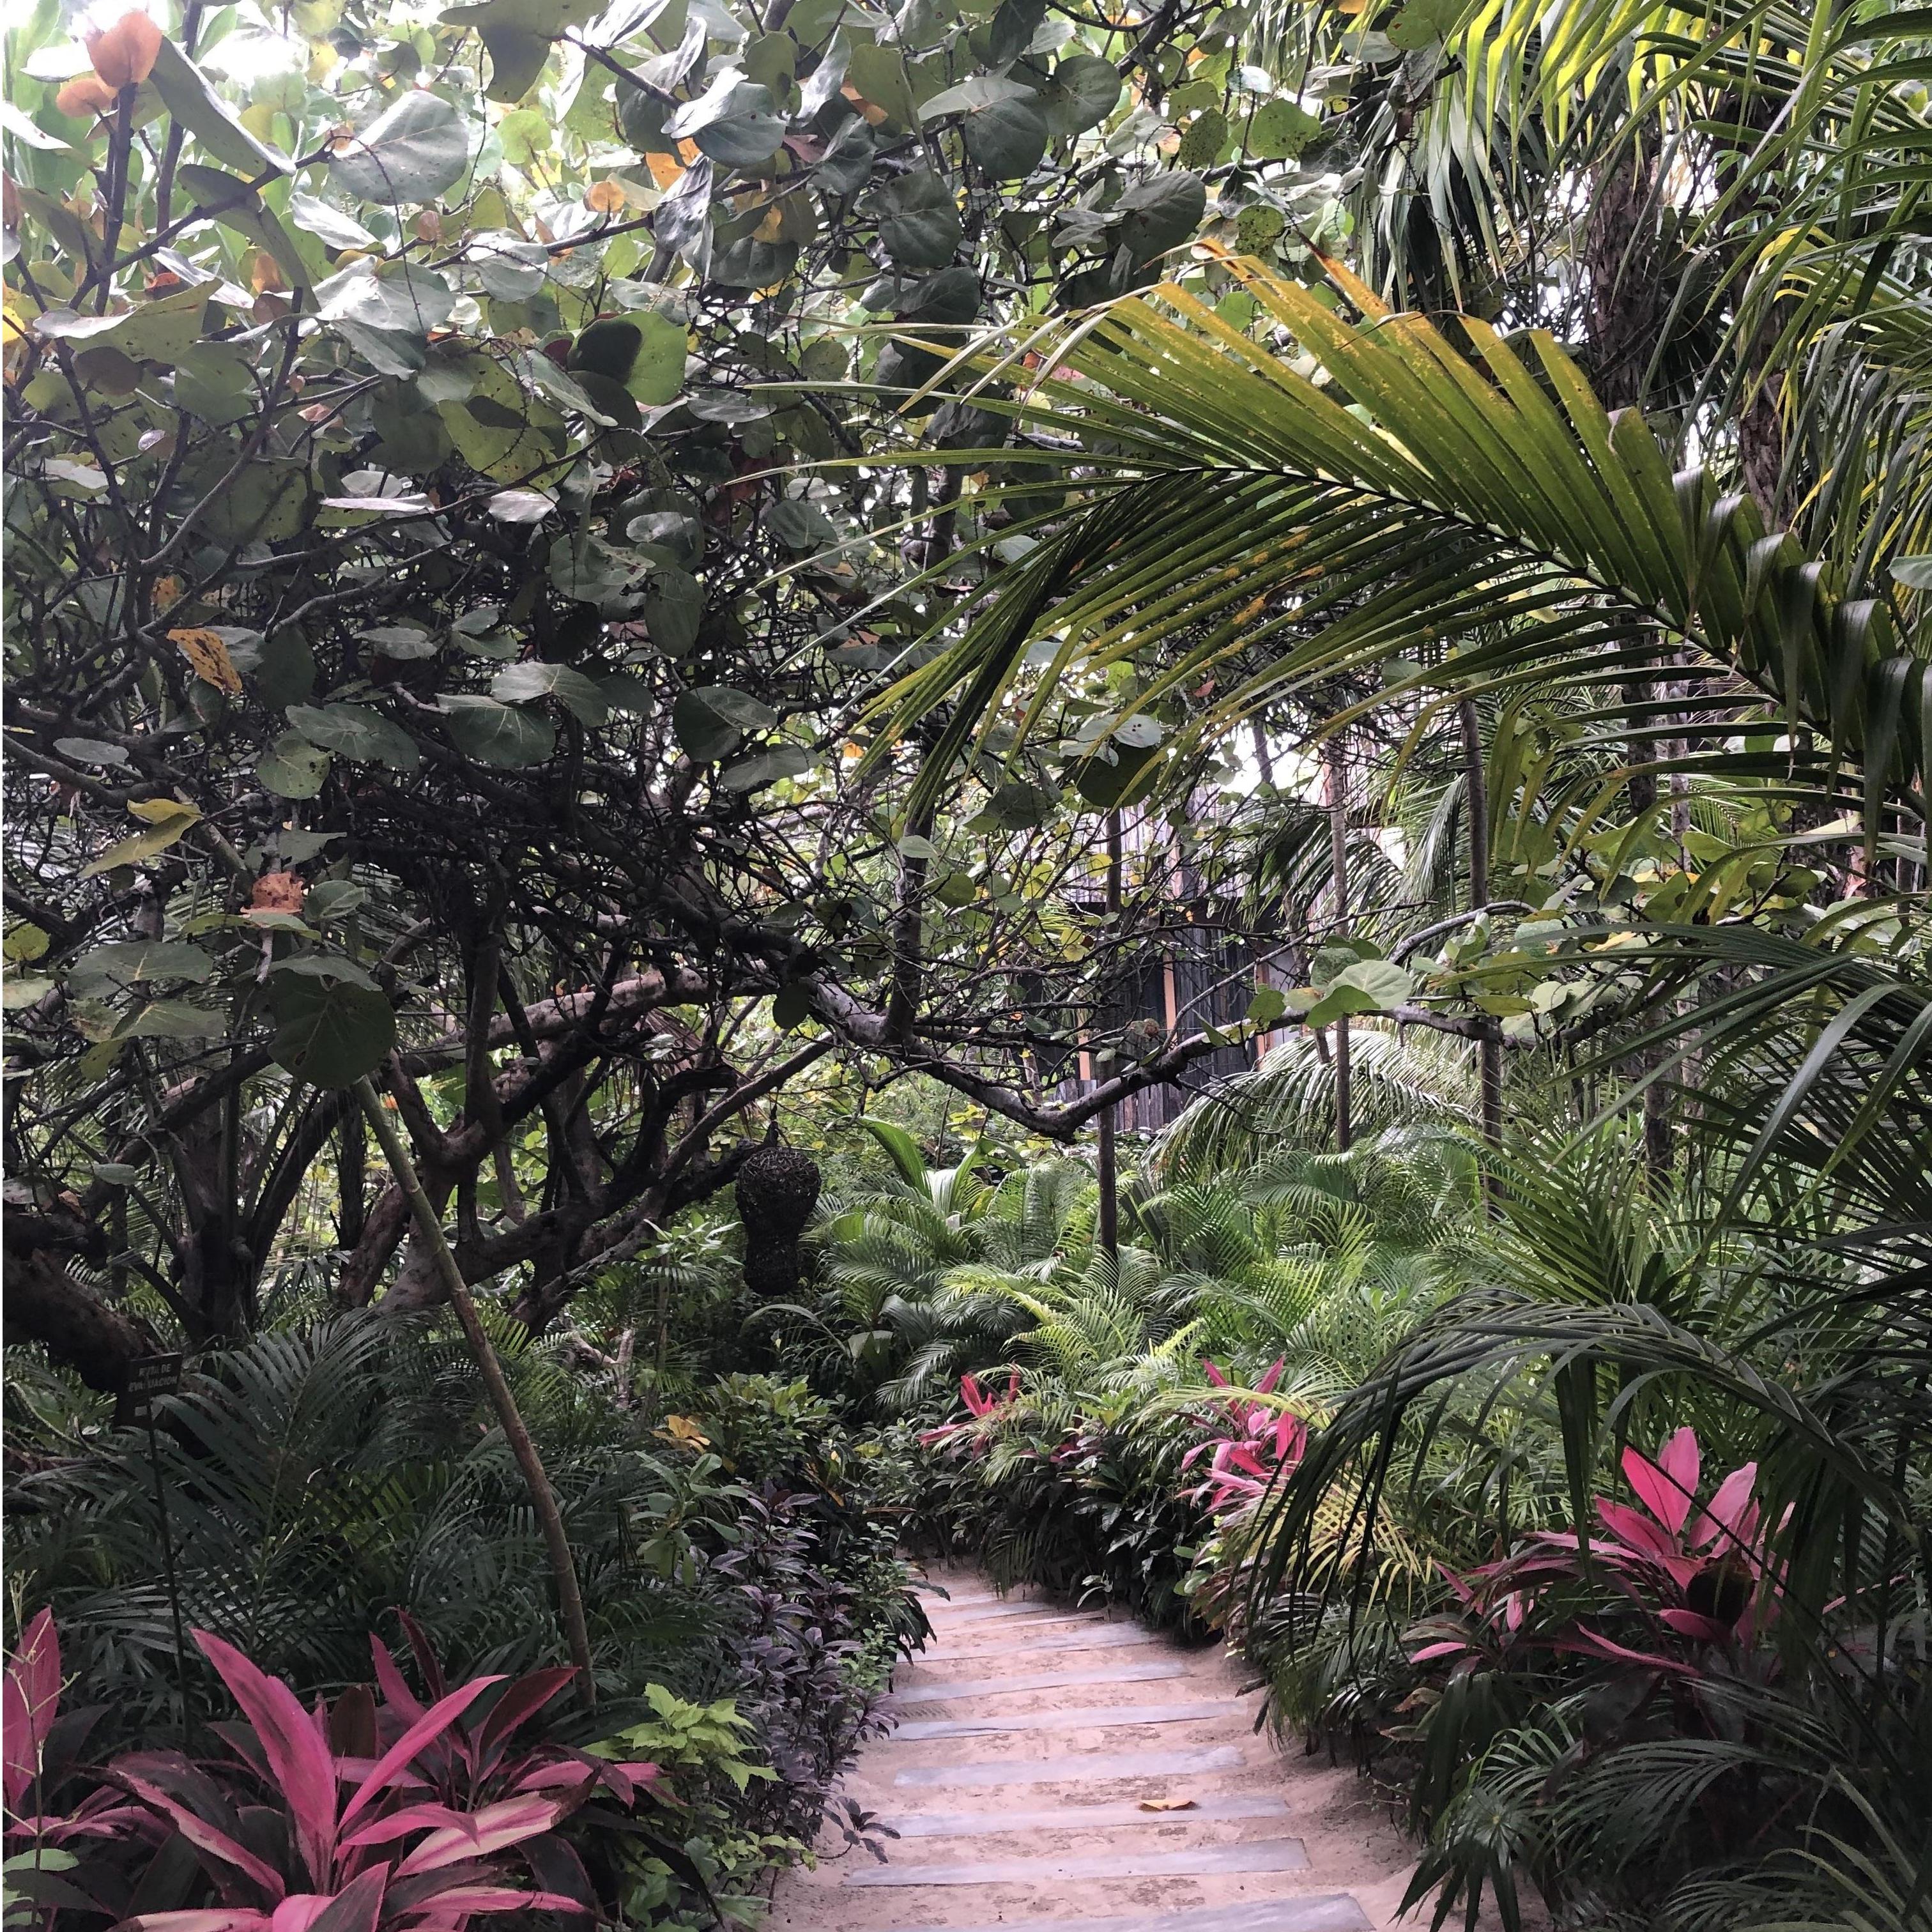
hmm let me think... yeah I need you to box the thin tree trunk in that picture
[1096,808,1123,1263]
[1458,699,1504,1193]
[1324,738,1352,1152]
[353,1077,597,1707]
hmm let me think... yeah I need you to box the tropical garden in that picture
[1,0,1926,1922]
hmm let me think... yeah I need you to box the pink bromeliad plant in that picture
[3,1612,663,1932]
[1182,1358,1308,1516]
[1407,1427,1784,1675]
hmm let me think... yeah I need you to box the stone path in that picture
[768,1569,1419,1932]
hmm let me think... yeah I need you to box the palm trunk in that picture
[1458,700,1503,1193]
[1324,737,1352,1152]
[1096,808,1123,1262]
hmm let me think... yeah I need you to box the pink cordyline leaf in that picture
[1690,1462,1760,1552]
[369,1639,426,1724]
[392,1796,562,1878]
[3,1608,59,1813]
[959,1375,988,1414]
[111,1768,288,1900]
[1407,1641,1471,1662]
[1202,1360,1229,1388]
[1557,1629,1698,1675]
[193,1632,339,1888]
[1595,1498,1686,1564]
[402,1885,588,1917]
[1622,1428,1699,1535]
[110,1912,274,1932]
[339,1678,500,1834]
[270,1897,337,1932]
[1255,1358,1285,1396]
[339,1804,474,1852]
[475,1670,576,1767]
[302,1871,387,1932]
[1659,1609,1737,1643]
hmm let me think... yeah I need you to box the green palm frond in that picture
[866,259,1926,834]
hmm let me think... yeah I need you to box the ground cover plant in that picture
[4,0,1928,1923]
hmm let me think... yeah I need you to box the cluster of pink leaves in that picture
[1407,1428,1782,1677]
[916,1372,1020,1455]
[1181,1360,1308,1515]
[3,1610,660,1932]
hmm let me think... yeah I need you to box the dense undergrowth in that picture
[7,1039,1928,1932]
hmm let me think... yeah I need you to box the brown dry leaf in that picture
[1138,1796,1197,1812]
[585,178,627,214]
[56,74,118,118]
[85,12,163,88]
[167,625,242,696]
[645,150,684,189]
[840,84,888,126]
[249,871,305,915]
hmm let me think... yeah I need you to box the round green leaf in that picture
[257,732,333,799]
[877,169,962,268]
[965,95,1050,179]
[330,91,472,206]
[286,702,423,772]
[440,693,560,765]
[268,976,399,1087]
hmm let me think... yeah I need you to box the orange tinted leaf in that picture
[85,12,163,88]
[168,626,242,696]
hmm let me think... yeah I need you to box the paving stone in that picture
[886,1659,1190,1706]
[891,1698,1254,1740]
[875,1793,1292,1839]
[893,1744,1245,1788]
[873,1901,1372,1932]
[845,1838,1311,1887]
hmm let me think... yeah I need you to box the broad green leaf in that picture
[329,89,472,205]
[964,95,1050,178]
[877,169,962,269]
[673,684,777,761]
[268,975,398,1087]
[80,800,203,877]
[440,694,557,764]
[286,702,423,771]
[257,732,332,799]
[70,940,217,986]
[1116,169,1206,261]
[149,37,291,175]
[1041,53,1119,134]
[491,659,611,724]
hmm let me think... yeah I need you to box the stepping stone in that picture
[845,1837,1311,1887]
[891,1699,1254,1741]
[940,1598,1077,1623]
[940,1623,1159,1655]
[893,1744,1245,1789]
[878,1793,1292,1839]
[942,1607,1107,1631]
[873,1901,1372,1932]
[888,1659,1189,1706]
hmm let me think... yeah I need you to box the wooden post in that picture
[353,1077,597,1707]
